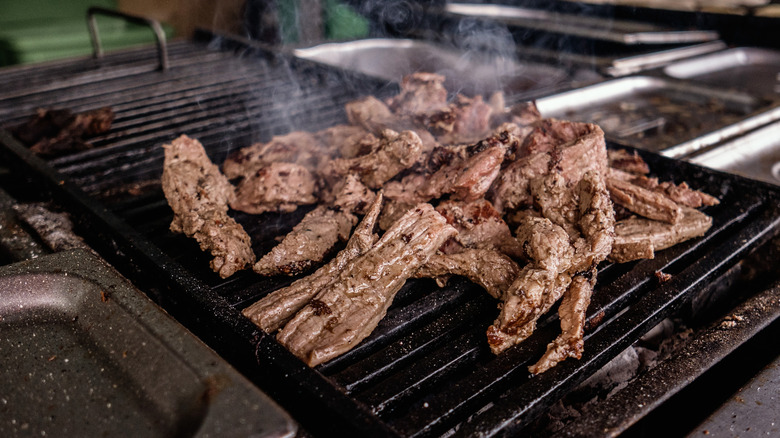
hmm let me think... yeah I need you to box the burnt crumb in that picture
[584,311,606,331]
[100,290,110,302]
[401,233,412,243]
[309,299,332,316]
[655,270,672,283]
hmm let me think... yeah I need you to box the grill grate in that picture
[1,35,779,437]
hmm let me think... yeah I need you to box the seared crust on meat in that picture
[230,162,318,215]
[161,135,255,278]
[253,206,357,276]
[276,203,456,366]
[414,249,521,299]
[243,193,384,333]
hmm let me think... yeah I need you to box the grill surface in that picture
[1,36,779,437]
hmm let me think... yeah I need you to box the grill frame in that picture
[1,35,779,437]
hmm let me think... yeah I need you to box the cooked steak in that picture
[222,131,323,180]
[608,148,650,175]
[317,124,371,159]
[161,135,255,278]
[607,175,683,224]
[346,96,402,134]
[253,206,357,276]
[230,162,318,215]
[320,129,423,189]
[325,174,377,214]
[276,203,456,366]
[414,249,521,299]
[490,121,607,212]
[12,107,114,157]
[243,193,383,332]
[609,206,713,263]
[420,94,494,145]
[435,199,523,258]
[628,175,720,208]
[386,72,448,116]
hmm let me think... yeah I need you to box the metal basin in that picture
[293,38,579,99]
[689,121,780,186]
[0,250,297,438]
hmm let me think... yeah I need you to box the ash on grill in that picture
[159,72,719,373]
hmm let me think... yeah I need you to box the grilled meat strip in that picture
[489,170,614,365]
[222,131,323,179]
[529,274,594,374]
[435,199,524,258]
[13,107,115,157]
[608,148,650,175]
[253,206,357,276]
[243,193,383,333]
[276,203,456,367]
[161,135,255,278]
[420,94,495,145]
[320,129,423,190]
[414,249,521,299]
[609,206,713,263]
[607,175,683,224]
[230,162,318,215]
[386,72,448,116]
[491,120,607,212]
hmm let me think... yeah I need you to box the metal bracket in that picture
[87,7,169,71]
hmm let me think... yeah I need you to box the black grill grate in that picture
[1,36,779,437]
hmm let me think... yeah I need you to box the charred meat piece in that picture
[222,131,323,179]
[628,175,720,208]
[12,107,114,158]
[417,128,518,202]
[253,206,357,277]
[608,148,650,175]
[435,199,523,258]
[320,129,423,190]
[230,162,318,215]
[609,206,713,263]
[243,194,383,333]
[316,124,371,159]
[420,94,494,145]
[491,121,607,212]
[276,203,456,367]
[488,216,575,354]
[161,135,255,278]
[346,96,403,134]
[414,249,521,299]
[386,72,448,116]
[607,175,683,224]
[529,274,594,374]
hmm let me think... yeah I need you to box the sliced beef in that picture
[13,107,115,157]
[490,121,607,212]
[628,175,720,208]
[161,135,255,278]
[276,203,456,367]
[606,175,683,224]
[346,96,403,134]
[316,124,371,159]
[386,72,448,116]
[325,174,377,214]
[414,249,521,299]
[253,206,357,276]
[230,162,318,215]
[320,129,423,189]
[242,193,383,333]
[608,148,650,175]
[609,206,713,263]
[529,274,594,374]
[420,94,494,145]
[222,131,323,179]
[435,199,523,258]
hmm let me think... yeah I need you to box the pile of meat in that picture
[161,72,718,372]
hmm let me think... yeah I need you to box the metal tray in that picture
[663,47,780,98]
[293,38,590,100]
[689,121,780,186]
[535,75,780,155]
[0,250,297,438]
[444,3,719,44]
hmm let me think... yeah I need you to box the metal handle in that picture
[87,7,169,71]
